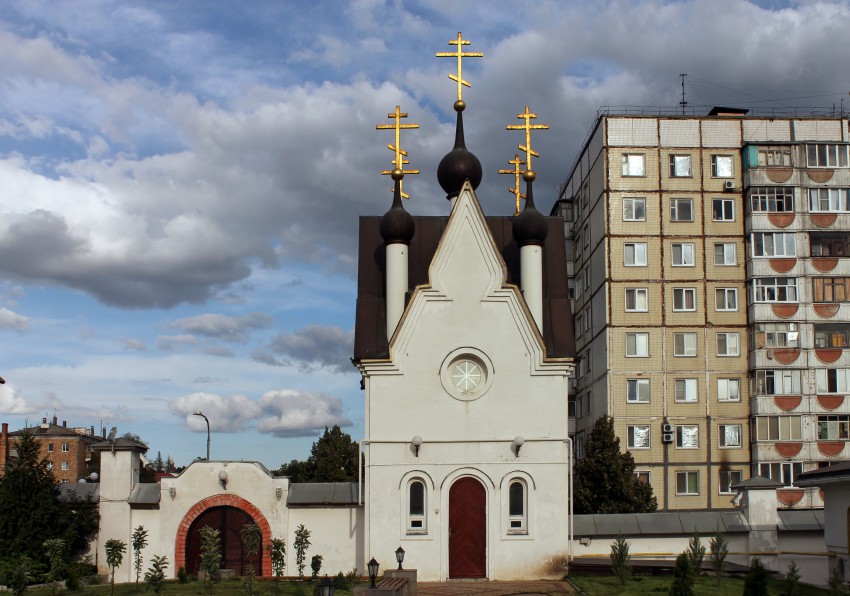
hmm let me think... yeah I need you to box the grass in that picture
[568,572,833,595]
[25,577,360,595]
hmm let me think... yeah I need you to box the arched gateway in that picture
[175,495,272,576]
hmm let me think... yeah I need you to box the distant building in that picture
[556,110,850,510]
[1,417,102,483]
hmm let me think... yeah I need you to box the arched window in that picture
[407,479,426,533]
[508,480,527,533]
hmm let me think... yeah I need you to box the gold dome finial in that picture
[376,105,420,199]
[436,32,483,102]
[498,154,527,216]
[506,105,549,179]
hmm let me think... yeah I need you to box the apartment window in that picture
[583,268,591,291]
[635,471,651,485]
[806,144,850,168]
[814,323,850,348]
[675,378,698,402]
[669,154,692,177]
[809,188,849,212]
[628,425,651,449]
[713,243,736,266]
[672,243,695,266]
[626,332,649,357]
[670,198,693,222]
[585,349,592,373]
[749,186,794,213]
[753,322,799,348]
[719,424,742,448]
[757,146,791,167]
[818,415,850,440]
[61,462,69,471]
[47,443,54,453]
[718,378,741,402]
[719,470,743,494]
[575,435,585,459]
[715,288,738,311]
[755,416,802,441]
[716,333,740,357]
[627,379,650,403]
[407,479,427,533]
[624,243,647,266]
[673,287,696,311]
[810,232,850,257]
[676,426,699,448]
[750,278,798,303]
[575,313,583,337]
[61,443,69,453]
[813,277,850,303]
[711,155,734,178]
[758,462,802,487]
[673,332,697,357]
[712,198,735,221]
[625,288,648,312]
[583,223,590,251]
[623,197,646,221]
[508,480,527,533]
[816,369,850,394]
[676,471,699,495]
[751,232,796,258]
[582,306,591,334]
[622,153,645,176]
[755,370,802,396]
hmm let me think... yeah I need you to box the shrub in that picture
[266,537,286,594]
[144,555,168,596]
[199,525,222,595]
[294,524,312,579]
[686,530,705,577]
[708,528,728,586]
[131,525,148,585]
[310,554,323,580]
[609,533,631,585]
[104,539,126,596]
[178,565,189,583]
[743,557,769,596]
[829,565,849,595]
[669,552,694,596]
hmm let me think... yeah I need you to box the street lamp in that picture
[367,558,379,589]
[318,575,335,596]
[395,546,405,570]
[193,411,210,460]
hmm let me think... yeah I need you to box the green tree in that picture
[293,524,311,578]
[104,539,126,596]
[153,451,165,472]
[276,426,360,482]
[686,530,705,576]
[266,537,286,594]
[0,430,98,568]
[573,416,657,513]
[144,555,169,595]
[7,556,33,596]
[785,560,801,596]
[42,539,65,596]
[609,533,631,585]
[829,565,849,595]
[199,525,222,594]
[743,557,769,596]
[120,432,148,447]
[240,522,262,595]
[708,528,728,586]
[310,554,323,580]
[132,525,149,584]
[669,552,695,596]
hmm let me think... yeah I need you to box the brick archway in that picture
[175,494,273,576]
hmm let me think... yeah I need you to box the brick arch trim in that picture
[175,494,273,576]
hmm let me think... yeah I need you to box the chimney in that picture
[43,417,47,424]
[102,428,106,439]
[90,426,95,436]
[52,415,57,426]
[62,420,67,427]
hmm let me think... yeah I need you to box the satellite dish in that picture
[107,427,117,442]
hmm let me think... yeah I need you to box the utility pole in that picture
[679,73,688,115]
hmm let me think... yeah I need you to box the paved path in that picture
[417,580,575,595]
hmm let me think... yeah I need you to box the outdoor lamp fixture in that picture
[367,557,379,589]
[276,487,283,500]
[512,436,525,457]
[193,411,211,460]
[318,575,335,596]
[395,546,405,570]
[411,435,422,457]
[79,472,99,484]
[169,486,177,500]
[218,469,228,490]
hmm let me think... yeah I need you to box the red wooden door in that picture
[449,477,486,578]
[186,506,261,575]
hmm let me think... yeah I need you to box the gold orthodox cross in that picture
[376,105,419,198]
[435,32,483,101]
[498,154,527,215]
[506,106,549,176]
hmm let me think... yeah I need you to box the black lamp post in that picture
[395,546,405,570]
[318,575,335,596]
[367,557,379,589]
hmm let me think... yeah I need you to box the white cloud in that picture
[257,389,352,438]
[170,392,261,433]
[0,384,35,415]
[120,338,147,351]
[254,325,354,373]
[168,313,273,342]
[0,307,28,332]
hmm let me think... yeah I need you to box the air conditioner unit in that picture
[662,423,674,434]
[724,180,736,191]
[662,433,675,444]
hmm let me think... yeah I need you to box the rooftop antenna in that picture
[679,73,687,115]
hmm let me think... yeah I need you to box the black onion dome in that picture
[380,177,415,245]
[437,102,482,199]
[513,179,548,247]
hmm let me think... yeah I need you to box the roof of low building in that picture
[287,482,361,506]
[129,483,161,506]
[91,437,148,452]
[8,422,101,444]
[797,461,850,486]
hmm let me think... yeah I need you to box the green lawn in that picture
[25,578,359,595]
[569,573,833,595]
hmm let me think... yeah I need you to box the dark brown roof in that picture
[353,215,575,361]
[9,423,100,445]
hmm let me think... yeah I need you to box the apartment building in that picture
[1,417,101,483]
[555,109,850,510]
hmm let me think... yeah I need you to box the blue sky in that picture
[1,0,849,470]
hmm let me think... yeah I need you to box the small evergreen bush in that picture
[609,533,631,585]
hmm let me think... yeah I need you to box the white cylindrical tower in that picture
[380,172,415,341]
[513,175,548,332]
